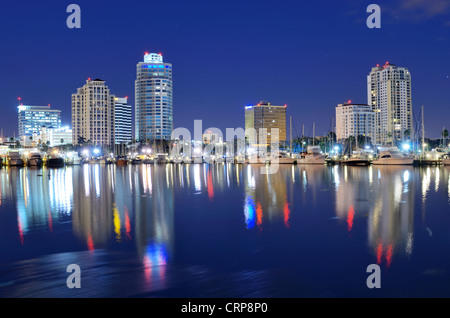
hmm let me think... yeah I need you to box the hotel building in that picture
[367,62,412,145]
[135,52,173,142]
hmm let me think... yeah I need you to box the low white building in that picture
[33,126,73,147]
[336,103,375,142]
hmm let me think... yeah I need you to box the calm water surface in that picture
[0,163,450,297]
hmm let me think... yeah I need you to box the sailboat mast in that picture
[421,105,425,153]
[289,116,292,156]
[313,122,315,146]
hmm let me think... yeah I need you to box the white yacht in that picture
[268,152,295,164]
[297,146,326,164]
[27,152,43,167]
[373,148,414,165]
[7,151,24,167]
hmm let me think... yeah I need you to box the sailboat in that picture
[297,122,326,164]
[418,105,441,165]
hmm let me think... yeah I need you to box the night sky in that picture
[0,0,449,139]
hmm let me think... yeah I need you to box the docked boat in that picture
[183,156,193,164]
[46,153,65,167]
[173,156,183,164]
[297,146,326,164]
[155,153,168,164]
[268,152,296,164]
[373,148,414,165]
[65,151,83,165]
[7,151,24,167]
[341,151,372,166]
[415,151,442,166]
[130,157,143,165]
[443,155,450,166]
[116,156,128,165]
[27,152,43,167]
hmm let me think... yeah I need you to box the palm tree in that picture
[442,128,449,148]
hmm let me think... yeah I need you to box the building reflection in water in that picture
[2,163,450,287]
[334,166,416,267]
[243,165,293,230]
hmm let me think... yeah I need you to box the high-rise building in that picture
[114,97,132,145]
[367,62,412,145]
[72,78,115,148]
[245,101,287,147]
[18,105,61,139]
[335,102,375,142]
[135,52,173,142]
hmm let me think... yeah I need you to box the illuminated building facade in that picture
[18,105,61,139]
[135,52,173,142]
[367,62,412,145]
[335,103,375,141]
[72,79,116,148]
[244,101,287,147]
[114,97,132,145]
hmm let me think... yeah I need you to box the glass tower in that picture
[135,52,173,142]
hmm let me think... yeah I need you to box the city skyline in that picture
[0,1,449,139]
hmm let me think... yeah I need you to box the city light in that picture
[93,148,100,155]
[402,143,411,151]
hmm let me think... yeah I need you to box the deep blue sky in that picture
[0,0,449,138]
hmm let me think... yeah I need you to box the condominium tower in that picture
[135,52,173,142]
[72,79,115,148]
[245,101,287,147]
[367,62,412,145]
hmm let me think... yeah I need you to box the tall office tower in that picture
[335,102,375,142]
[114,97,132,145]
[367,62,412,145]
[72,78,115,148]
[18,105,61,140]
[245,101,287,147]
[135,52,173,142]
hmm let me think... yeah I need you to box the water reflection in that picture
[1,164,450,296]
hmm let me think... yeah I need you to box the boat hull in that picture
[373,158,414,165]
[341,159,371,166]
[9,159,24,167]
[47,158,65,167]
[27,158,43,166]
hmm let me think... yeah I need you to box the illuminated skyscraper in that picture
[367,62,412,145]
[135,52,173,142]
[72,79,115,148]
[114,97,132,145]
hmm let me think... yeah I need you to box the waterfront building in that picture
[72,79,116,148]
[18,105,61,139]
[34,126,73,147]
[114,97,132,145]
[367,62,413,145]
[135,52,173,142]
[203,130,220,145]
[335,103,375,142]
[244,101,287,147]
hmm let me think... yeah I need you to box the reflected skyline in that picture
[1,164,450,297]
